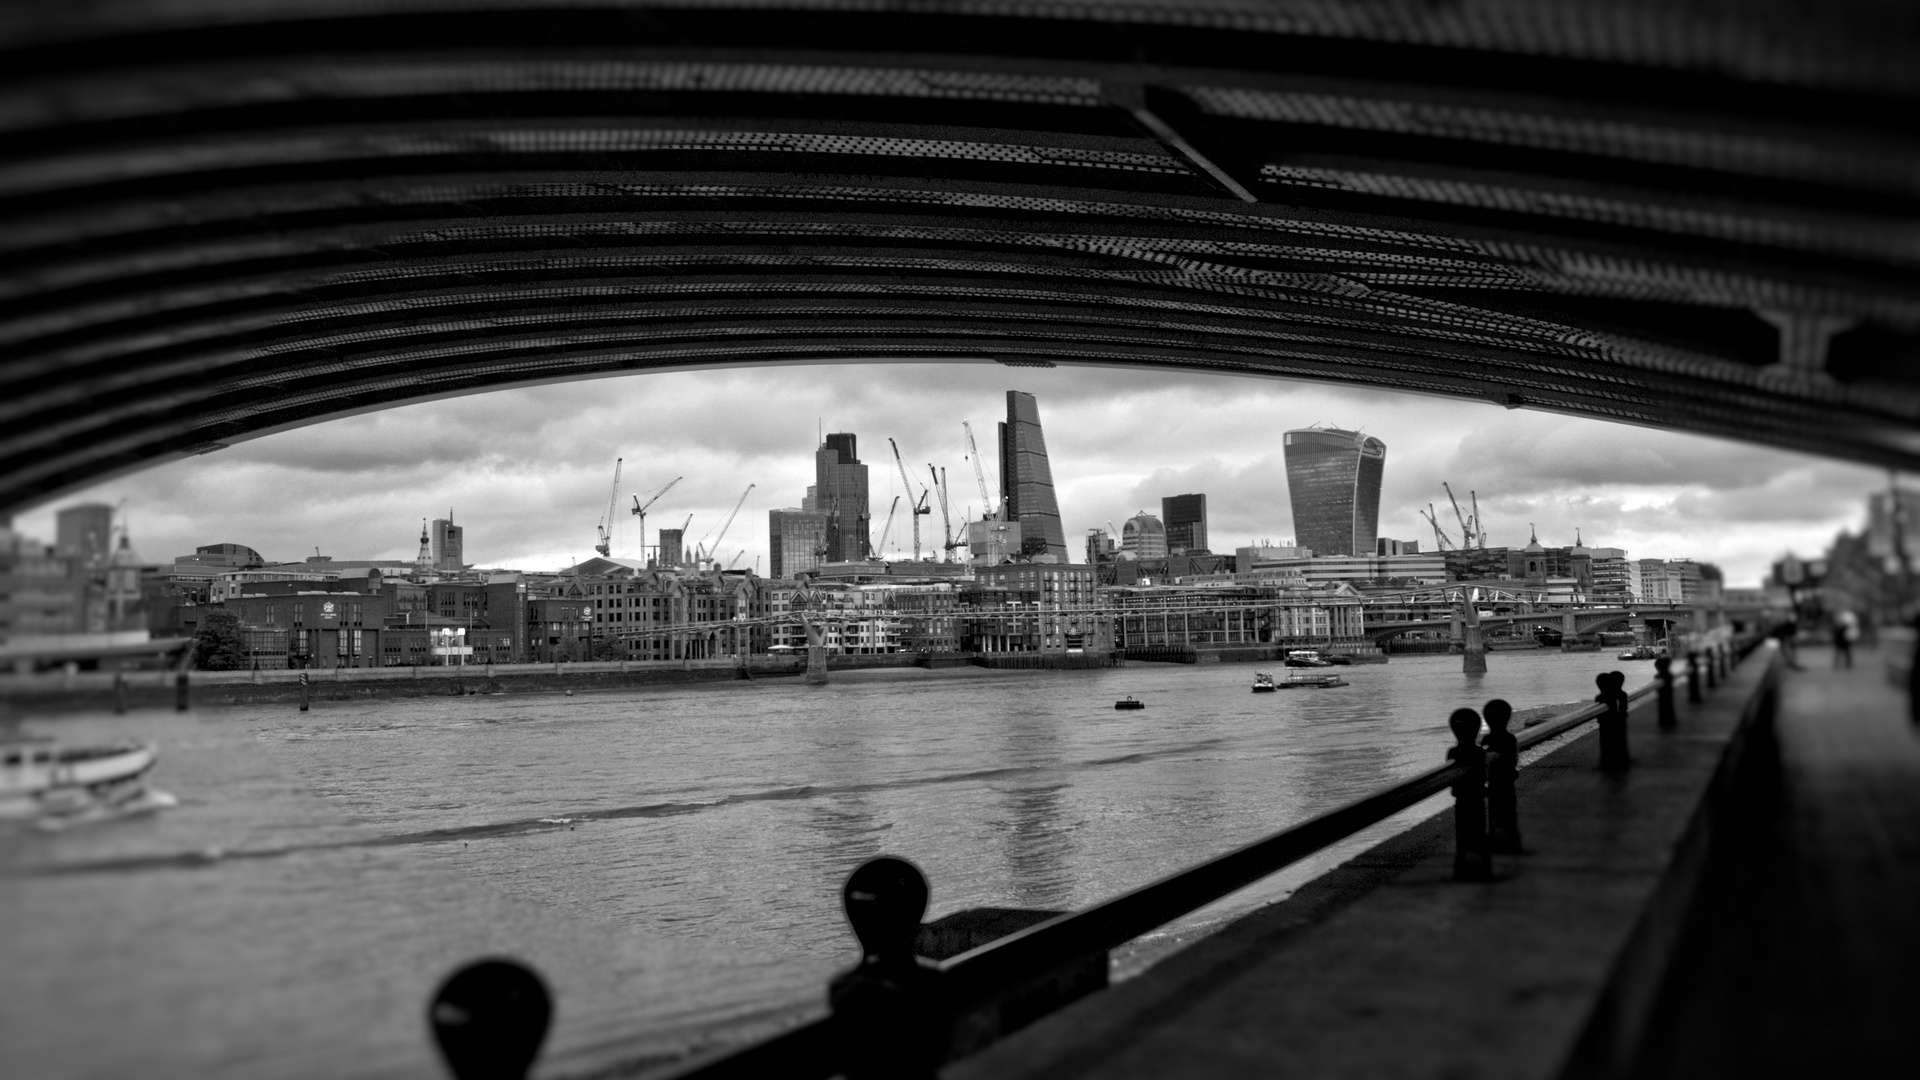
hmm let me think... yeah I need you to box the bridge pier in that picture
[1461,601,1487,674]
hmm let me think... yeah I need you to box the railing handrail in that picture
[656,655,1715,1080]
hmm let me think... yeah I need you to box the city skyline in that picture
[7,363,1894,586]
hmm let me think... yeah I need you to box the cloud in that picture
[10,362,1885,585]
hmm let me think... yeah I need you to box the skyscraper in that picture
[55,503,115,565]
[431,514,464,571]
[1282,428,1385,558]
[813,433,870,563]
[1161,493,1208,555]
[768,507,829,579]
[998,391,1068,559]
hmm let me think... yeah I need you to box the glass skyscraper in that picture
[998,391,1069,559]
[1161,493,1208,555]
[1282,428,1385,558]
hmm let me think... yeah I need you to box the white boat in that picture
[1252,672,1277,692]
[1284,649,1333,668]
[0,738,167,823]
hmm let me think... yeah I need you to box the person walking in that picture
[1833,610,1857,669]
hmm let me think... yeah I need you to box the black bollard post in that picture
[1447,709,1492,880]
[299,670,310,712]
[1686,650,1703,703]
[1481,699,1522,854]
[113,672,126,715]
[174,670,189,712]
[1596,671,1630,771]
[829,856,950,1079]
[429,958,551,1080]
[1655,657,1677,729]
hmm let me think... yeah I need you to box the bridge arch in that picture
[4,2,1917,513]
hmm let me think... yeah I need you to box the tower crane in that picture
[697,483,755,567]
[889,438,932,561]
[1421,504,1455,550]
[1470,491,1486,547]
[961,420,995,518]
[1442,482,1475,549]
[628,475,683,566]
[929,463,956,562]
[595,457,623,557]
[876,495,901,557]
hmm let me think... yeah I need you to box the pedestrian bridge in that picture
[1364,603,1699,643]
[2,0,1917,513]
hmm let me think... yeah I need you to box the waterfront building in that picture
[1106,580,1366,652]
[1282,428,1385,558]
[1162,493,1209,555]
[998,391,1069,559]
[431,515,465,572]
[765,579,898,654]
[966,562,1103,652]
[54,503,115,566]
[1122,512,1167,559]
[1574,546,1633,601]
[571,566,762,662]
[768,507,829,579]
[1240,552,1446,588]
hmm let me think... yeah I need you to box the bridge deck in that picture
[945,649,1789,1080]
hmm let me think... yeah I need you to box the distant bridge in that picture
[1363,604,1699,644]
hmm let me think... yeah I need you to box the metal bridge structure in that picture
[1360,602,1698,644]
[2,1,1917,514]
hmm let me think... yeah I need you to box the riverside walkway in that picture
[935,643,1919,1080]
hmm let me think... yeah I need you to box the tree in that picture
[192,608,251,670]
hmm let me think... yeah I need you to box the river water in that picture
[0,652,1630,1079]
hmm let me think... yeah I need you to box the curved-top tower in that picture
[1283,429,1386,558]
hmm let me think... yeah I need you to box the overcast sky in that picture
[13,362,1889,587]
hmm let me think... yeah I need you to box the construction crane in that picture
[696,483,755,566]
[889,438,932,560]
[929,463,955,562]
[961,420,995,518]
[1470,491,1486,547]
[1421,504,1455,550]
[628,475,683,565]
[595,458,624,557]
[728,550,746,570]
[1442,482,1476,549]
[875,495,901,557]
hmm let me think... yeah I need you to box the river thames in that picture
[1,652,1636,1079]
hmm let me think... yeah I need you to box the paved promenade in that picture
[1636,643,1920,1079]
[947,648,1791,1080]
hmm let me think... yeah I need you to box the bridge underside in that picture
[2,2,1916,512]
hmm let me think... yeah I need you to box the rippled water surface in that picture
[1,653,1634,1079]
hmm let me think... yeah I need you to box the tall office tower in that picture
[997,391,1069,559]
[1282,428,1386,558]
[658,528,684,568]
[815,433,870,563]
[430,514,465,571]
[1161,493,1209,555]
[769,507,830,579]
[55,503,115,565]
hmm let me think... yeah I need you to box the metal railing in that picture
[427,635,1768,1080]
